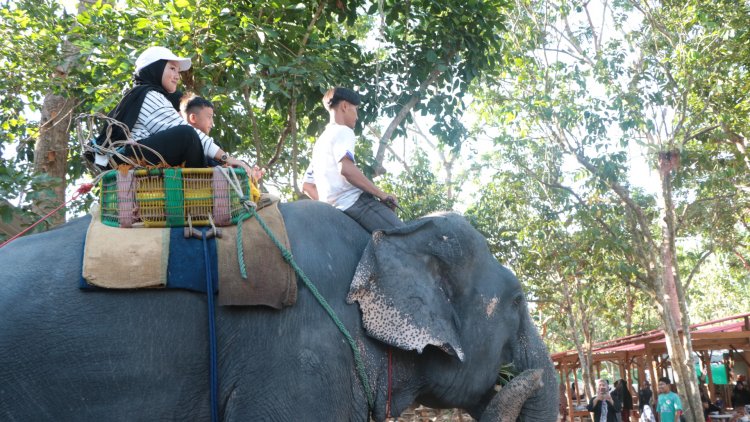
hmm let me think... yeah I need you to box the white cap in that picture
[135,46,191,73]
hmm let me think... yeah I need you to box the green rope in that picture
[235,203,374,408]
[236,216,248,279]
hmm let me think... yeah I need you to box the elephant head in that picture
[346,213,558,421]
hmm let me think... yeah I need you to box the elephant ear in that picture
[347,218,465,361]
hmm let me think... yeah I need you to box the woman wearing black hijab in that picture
[96,46,251,173]
[614,379,633,421]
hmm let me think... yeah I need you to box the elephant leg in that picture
[479,369,544,422]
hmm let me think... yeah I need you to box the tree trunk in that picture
[625,283,634,336]
[561,275,595,401]
[31,0,98,227]
[656,150,704,421]
[33,93,75,227]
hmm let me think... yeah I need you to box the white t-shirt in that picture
[306,123,362,210]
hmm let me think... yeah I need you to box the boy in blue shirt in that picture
[657,377,682,422]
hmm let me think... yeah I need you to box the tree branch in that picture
[264,1,323,168]
[733,248,750,271]
[582,1,600,54]
[266,96,297,168]
[683,248,713,290]
[242,86,263,164]
[560,12,596,68]
[374,62,448,175]
[539,178,651,291]
[297,0,326,56]
[549,124,657,252]
[676,194,735,232]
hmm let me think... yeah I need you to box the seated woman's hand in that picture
[251,165,264,183]
[223,156,250,172]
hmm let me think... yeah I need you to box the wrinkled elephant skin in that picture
[479,369,544,422]
[0,201,557,421]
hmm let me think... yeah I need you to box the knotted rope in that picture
[76,113,170,173]
[219,169,374,409]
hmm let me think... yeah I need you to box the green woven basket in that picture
[99,167,250,228]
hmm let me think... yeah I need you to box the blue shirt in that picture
[657,391,682,422]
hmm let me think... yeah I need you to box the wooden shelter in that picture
[552,313,750,421]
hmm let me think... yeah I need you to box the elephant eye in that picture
[512,293,523,308]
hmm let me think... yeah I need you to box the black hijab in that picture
[96,59,182,144]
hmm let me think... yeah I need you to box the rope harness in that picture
[219,170,375,409]
[183,168,375,419]
[386,346,393,419]
[200,229,219,422]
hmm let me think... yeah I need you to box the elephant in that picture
[0,200,558,421]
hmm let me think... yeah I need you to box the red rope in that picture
[0,183,94,249]
[386,346,393,420]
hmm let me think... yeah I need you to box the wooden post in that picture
[625,354,632,387]
[625,354,633,422]
[704,351,716,402]
[647,351,659,404]
[636,356,645,387]
[563,362,574,422]
[635,356,646,417]
[657,354,666,379]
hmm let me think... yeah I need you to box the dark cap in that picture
[324,87,361,110]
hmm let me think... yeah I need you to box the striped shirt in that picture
[130,90,220,159]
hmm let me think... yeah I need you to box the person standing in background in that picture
[638,380,653,414]
[615,379,633,422]
[656,377,682,422]
[588,379,621,422]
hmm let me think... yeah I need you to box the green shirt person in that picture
[657,377,683,422]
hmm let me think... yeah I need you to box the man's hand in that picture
[339,157,397,209]
[380,195,398,211]
[302,182,319,201]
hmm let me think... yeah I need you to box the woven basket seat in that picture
[99,167,251,228]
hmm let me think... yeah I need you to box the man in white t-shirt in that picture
[303,87,403,232]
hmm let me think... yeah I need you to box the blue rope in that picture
[201,230,219,422]
[235,203,374,408]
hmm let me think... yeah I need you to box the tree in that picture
[463,140,657,399]
[0,0,88,235]
[471,0,750,417]
[378,147,458,219]
[364,0,511,175]
[0,0,512,239]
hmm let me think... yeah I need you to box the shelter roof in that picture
[552,312,750,366]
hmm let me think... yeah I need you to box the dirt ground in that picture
[385,405,473,421]
[388,406,567,421]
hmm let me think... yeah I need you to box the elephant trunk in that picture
[479,369,544,422]
[512,313,559,422]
